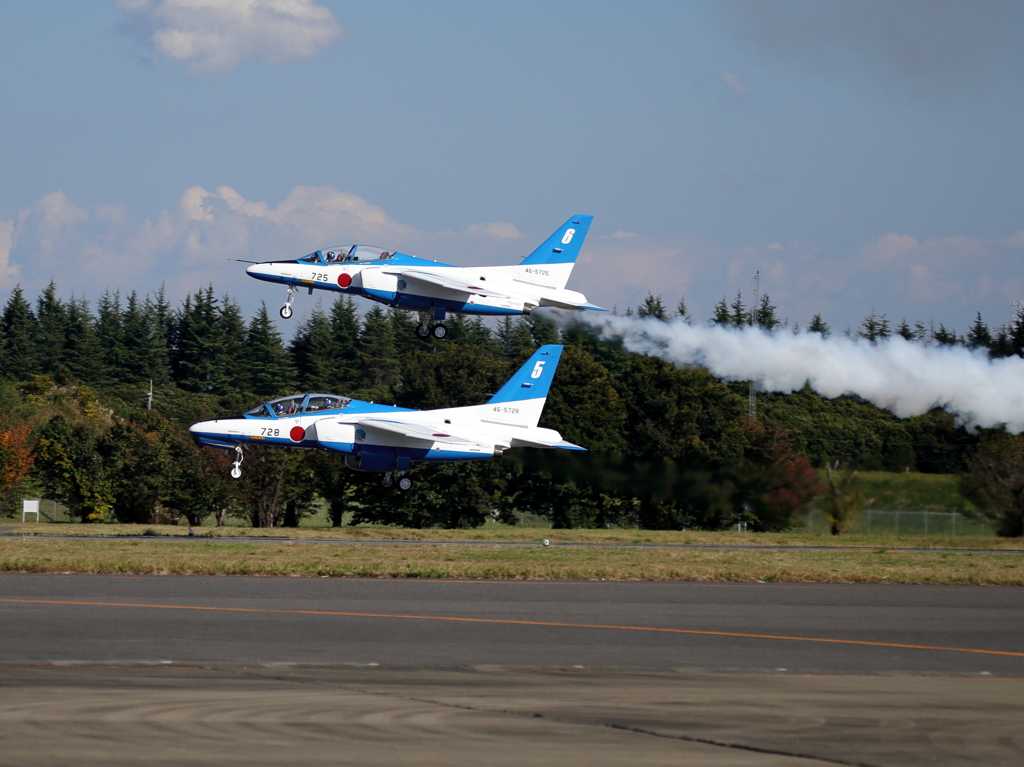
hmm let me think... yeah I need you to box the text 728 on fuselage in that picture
[188,345,584,490]
[244,215,605,339]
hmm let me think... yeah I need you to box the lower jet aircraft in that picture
[188,345,583,489]
[244,215,604,338]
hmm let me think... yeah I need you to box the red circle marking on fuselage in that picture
[338,273,352,288]
[290,426,306,442]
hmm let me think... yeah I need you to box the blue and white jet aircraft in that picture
[189,345,583,490]
[244,215,604,338]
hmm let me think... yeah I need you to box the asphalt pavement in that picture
[1,574,1022,766]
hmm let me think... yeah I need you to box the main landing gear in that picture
[416,306,448,340]
[381,472,413,491]
[415,322,447,340]
[280,287,295,319]
[230,445,244,479]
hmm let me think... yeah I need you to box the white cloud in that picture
[465,222,521,239]
[0,221,18,289]
[1001,230,1024,248]
[6,184,1021,334]
[117,0,344,74]
[721,72,748,94]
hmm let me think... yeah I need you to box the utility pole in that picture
[749,271,759,420]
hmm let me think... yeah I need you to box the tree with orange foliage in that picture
[736,418,824,532]
[0,422,35,514]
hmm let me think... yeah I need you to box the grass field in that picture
[1,536,1023,585]
[853,471,972,511]
[3,468,1015,584]
[2,520,1020,550]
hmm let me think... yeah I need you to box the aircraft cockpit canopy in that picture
[298,245,396,264]
[245,393,352,418]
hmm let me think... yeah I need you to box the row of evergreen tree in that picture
[1,282,1021,534]
[636,291,1024,354]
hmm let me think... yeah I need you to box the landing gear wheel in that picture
[230,466,242,479]
[380,474,393,488]
[432,323,447,339]
[415,323,430,338]
[280,287,295,319]
[398,477,413,491]
[230,445,244,479]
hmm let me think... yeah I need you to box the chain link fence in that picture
[799,508,994,536]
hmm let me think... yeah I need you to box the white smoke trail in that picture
[568,313,1024,433]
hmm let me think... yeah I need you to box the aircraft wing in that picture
[383,269,513,299]
[358,418,479,445]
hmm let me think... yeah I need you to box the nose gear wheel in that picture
[280,287,295,319]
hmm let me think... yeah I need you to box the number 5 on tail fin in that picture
[483,345,564,428]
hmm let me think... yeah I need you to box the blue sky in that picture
[2,1,1023,334]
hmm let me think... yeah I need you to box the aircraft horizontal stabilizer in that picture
[358,418,476,445]
[509,436,587,451]
[540,299,607,312]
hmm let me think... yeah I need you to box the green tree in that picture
[35,281,70,381]
[966,313,993,351]
[807,313,829,336]
[676,297,691,323]
[397,343,506,410]
[752,294,780,331]
[637,293,669,321]
[497,317,535,358]
[174,288,221,393]
[357,306,401,401]
[711,297,732,326]
[932,324,959,346]
[229,447,317,527]
[215,295,247,395]
[735,420,823,532]
[858,311,890,342]
[64,297,105,384]
[34,414,121,522]
[730,292,748,327]
[243,303,293,397]
[823,462,863,535]
[1,286,40,379]
[959,431,1024,537]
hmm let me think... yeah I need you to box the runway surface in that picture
[2,574,1023,766]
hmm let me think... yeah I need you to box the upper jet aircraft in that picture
[244,215,604,338]
[189,345,583,490]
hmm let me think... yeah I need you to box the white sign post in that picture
[21,499,41,523]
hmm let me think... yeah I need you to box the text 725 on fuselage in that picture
[244,215,605,339]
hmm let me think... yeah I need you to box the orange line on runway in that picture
[3,597,1023,659]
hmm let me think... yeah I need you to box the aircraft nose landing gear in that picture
[230,445,244,479]
[280,287,295,319]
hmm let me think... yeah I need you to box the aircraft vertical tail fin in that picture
[483,345,564,428]
[517,215,593,290]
